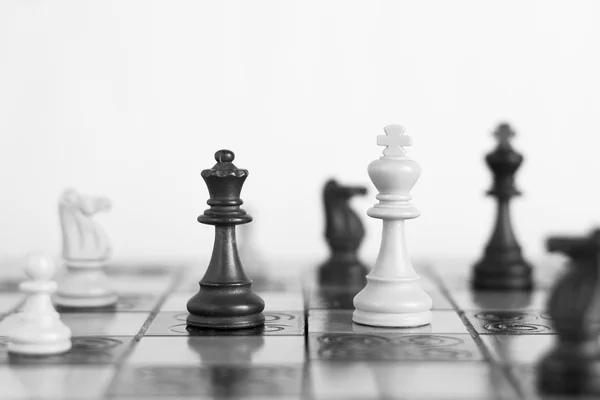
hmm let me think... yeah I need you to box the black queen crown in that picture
[199,149,253,225]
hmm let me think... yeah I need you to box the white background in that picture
[0,1,599,266]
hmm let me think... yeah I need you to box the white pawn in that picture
[353,125,432,327]
[8,254,72,355]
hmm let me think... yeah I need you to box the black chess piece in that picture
[537,229,600,394]
[318,179,368,288]
[472,124,533,290]
[186,150,265,329]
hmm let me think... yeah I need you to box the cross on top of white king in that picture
[377,125,412,157]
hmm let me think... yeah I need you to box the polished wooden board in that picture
[0,258,577,399]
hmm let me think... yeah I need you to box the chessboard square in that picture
[109,365,304,398]
[0,312,150,337]
[63,312,150,336]
[465,311,553,335]
[55,293,162,313]
[160,292,192,312]
[0,336,133,365]
[105,262,182,277]
[253,274,304,292]
[450,290,548,311]
[113,293,162,312]
[418,260,472,290]
[415,264,443,291]
[109,275,175,295]
[309,361,517,400]
[308,333,484,362]
[308,310,468,334]
[145,311,304,336]
[306,287,357,310]
[0,365,114,399]
[428,289,454,309]
[260,291,304,312]
[125,336,305,365]
[480,334,555,365]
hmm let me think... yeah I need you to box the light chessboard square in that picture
[125,336,306,365]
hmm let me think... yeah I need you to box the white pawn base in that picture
[353,309,432,328]
[55,261,117,308]
[8,315,72,355]
[352,276,433,328]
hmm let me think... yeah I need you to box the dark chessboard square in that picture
[450,290,549,311]
[465,310,553,335]
[480,334,555,365]
[109,365,304,397]
[308,310,468,334]
[145,311,304,336]
[0,336,133,365]
[309,361,518,400]
[308,333,483,362]
[125,336,305,365]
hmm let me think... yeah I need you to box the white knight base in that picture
[55,263,117,308]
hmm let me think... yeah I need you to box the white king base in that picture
[352,125,432,328]
[353,221,432,327]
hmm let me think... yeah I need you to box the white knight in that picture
[55,189,117,308]
[59,189,112,264]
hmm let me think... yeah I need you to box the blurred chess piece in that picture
[318,179,368,289]
[472,124,533,291]
[8,254,72,355]
[537,229,600,395]
[55,189,118,308]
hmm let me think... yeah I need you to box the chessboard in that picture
[0,257,571,400]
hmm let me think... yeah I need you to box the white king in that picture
[352,125,432,327]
